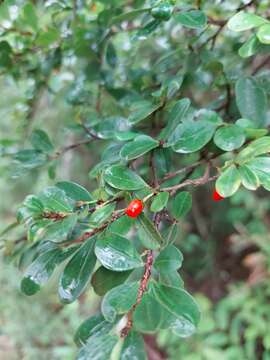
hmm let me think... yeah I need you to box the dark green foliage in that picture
[0,0,270,359]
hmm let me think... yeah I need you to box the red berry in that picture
[125,199,144,218]
[212,189,224,202]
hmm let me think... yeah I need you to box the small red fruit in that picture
[125,199,144,218]
[212,189,224,202]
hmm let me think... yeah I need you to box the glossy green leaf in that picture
[59,237,96,303]
[160,271,184,289]
[22,2,38,31]
[236,137,270,164]
[239,35,261,58]
[214,125,245,151]
[128,101,160,125]
[38,214,77,243]
[174,10,207,29]
[56,181,93,202]
[161,307,196,337]
[39,186,74,212]
[257,24,270,44]
[133,292,164,333]
[159,98,191,140]
[171,191,192,219]
[154,245,183,273]
[21,247,68,295]
[228,11,267,32]
[101,282,139,322]
[30,129,54,154]
[89,203,115,226]
[108,215,135,236]
[91,266,131,296]
[74,314,108,347]
[153,283,200,327]
[216,165,241,197]
[76,321,118,360]
[239,165,259,190]
[120,331,147,360]
[150,192,169,212]
[235,77,267,126]
[95,233,143,271]
[13,149,47,169]
[137,213,163,250]
[151,2,173,21]
[169,120,216,153]
[246,157,270,190]
[120,135,159,161]
[104,165,147,191]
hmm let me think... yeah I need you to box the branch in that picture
[121,249,154,337]
[160,164,218,194]
[50,139,93,160]
[66,211,124,246]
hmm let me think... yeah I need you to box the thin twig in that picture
[121,249,154,337]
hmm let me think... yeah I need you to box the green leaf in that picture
[227,11,267,32]
[151,2,173,21]
[174,10,207,29]
[235,77,267,126]
[36,28,60,47]
[153,283,200,327]
[128,101,160,125]
[239,165,259,190]
[101,282,139,322]
[239,35,261,58]
[150,192,169,212]
[160,271,184,289]
[91,266,131,296]
[246,157,270,190]
[30,129,54,154]
[133,292,164,333]
[216,165,241,197]
[103,165,147,191]
[120,135,159,161]
[13,149,47,169]
[112,8,150,24]
[108,215,135,236]
[137,213,164,250]
[214,125,245,151]
[160,307,196,337]
[22,2,38,31]
[236,137,270,164]
[56,181,93,202]
[159,98,190,141]
[154,245,183,273]
[21,247,69,295]
[169,120,216,153]
[59,237,96,303]
[95,233,143,271]
[76,319,118,360]
[74,314,108,347]
[171,191,192,219]
[38,214,78,243]
[120,331,147,360]
[39,186,74,212]
[89,203,115,226]
[257,24,270,44]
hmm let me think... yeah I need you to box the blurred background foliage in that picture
[0,0,270,359]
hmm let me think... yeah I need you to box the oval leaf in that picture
[216,165,241,197]
[150,192,169,212]
[214,125,245,151]
[120,135,159,161]
[239,165,259,190]
[137,213,164,250]
[228,11,267,32]
[59,238,97,303]
[95,233,143,271]
[104,165,147,190]
[56,181,93,202]
[171,191,192,219]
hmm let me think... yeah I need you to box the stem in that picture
[120,249,154,338]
